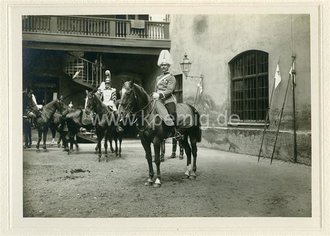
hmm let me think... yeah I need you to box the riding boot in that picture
[172,114,183,141]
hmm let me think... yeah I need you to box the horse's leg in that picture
[190,136,198,179]
[104,133,108,161]
[160,140,165,162]
[62,131,68,150]
[153,138,162,187]
[179,142,184,160]
[114,137,118,157]
[23,121,28,148]
[36,127,42,151]
[118,136,122,157]
[68,132,74,154]
[141,135,153,186]
[181,135,192,177]
[110,137,115,153]
[75,134,79,150]
[28,121,32,147]
[42,125,48,150]
[50,125,56,145]
[97,128,104,162]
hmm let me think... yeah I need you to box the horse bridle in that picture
[121,85,155,118]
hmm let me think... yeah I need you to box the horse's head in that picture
[85,90,97,115]
[118,81,139,118]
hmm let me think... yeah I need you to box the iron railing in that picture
[64,55,101,87]
[22,15,170,40]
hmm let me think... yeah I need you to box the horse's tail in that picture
[187,104,202,143]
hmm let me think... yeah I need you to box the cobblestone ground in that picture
[23,132,311,217]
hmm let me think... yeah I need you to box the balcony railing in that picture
[22,15,170,40]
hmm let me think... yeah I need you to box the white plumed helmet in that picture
[157,50,173,66]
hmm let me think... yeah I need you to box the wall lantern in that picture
[180,53,203,80]
[179,53,204,106]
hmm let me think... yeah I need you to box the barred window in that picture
[229,50,269,122]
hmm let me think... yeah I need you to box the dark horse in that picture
[118,81,201,187]
[29,99,64,151]
[85,91,122,161]
[65,106,94,154]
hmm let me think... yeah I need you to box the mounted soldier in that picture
[97,69,123,132]
[152,50,182,140]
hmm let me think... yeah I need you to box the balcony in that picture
[22,15,170,55]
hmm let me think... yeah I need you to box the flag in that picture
[274,64,282,89]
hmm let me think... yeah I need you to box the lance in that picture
[270,56,296,164]
[291,58,297,163]
[257,77,276,162]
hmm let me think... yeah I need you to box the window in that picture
[229,50,269,122]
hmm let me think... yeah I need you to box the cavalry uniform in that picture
[153,50,182,139]
[98,70,117,111]
[155,72,177,105]
[102,87,117,111]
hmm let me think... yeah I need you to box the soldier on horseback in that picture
[97,70,123,132]
[153,50,183,140]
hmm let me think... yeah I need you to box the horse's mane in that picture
[133,83,150,102]
[92,92,111,113]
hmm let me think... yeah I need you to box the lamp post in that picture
[179,53,204,106]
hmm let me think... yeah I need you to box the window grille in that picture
[230,50,269,122]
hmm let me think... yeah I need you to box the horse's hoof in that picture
[43,149,48,152]
[153,183,161,188]
[118,154,121,158]
[144,181,153,186]
[179,155,184,160]
[36,149,41,153]
[190,172,197,179]
[144,178,153,186]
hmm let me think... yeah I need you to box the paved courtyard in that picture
[23,132,311,218]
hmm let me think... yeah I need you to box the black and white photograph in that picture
[1,1,329,235]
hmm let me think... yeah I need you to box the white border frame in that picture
[1,0,329,235]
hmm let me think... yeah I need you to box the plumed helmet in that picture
[105,77,111,84]
[105,70,111,76]
[157,50,173,66]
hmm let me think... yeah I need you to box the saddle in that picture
[154,101,196,129]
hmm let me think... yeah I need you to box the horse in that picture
[118,81,202,187]
[30,99,64,151]
[48,101,72,149]
[85,90,119,161]
[65,107,94,154]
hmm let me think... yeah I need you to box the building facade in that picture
[169,15,311,164]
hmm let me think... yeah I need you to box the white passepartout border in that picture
[1,0,329,235]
